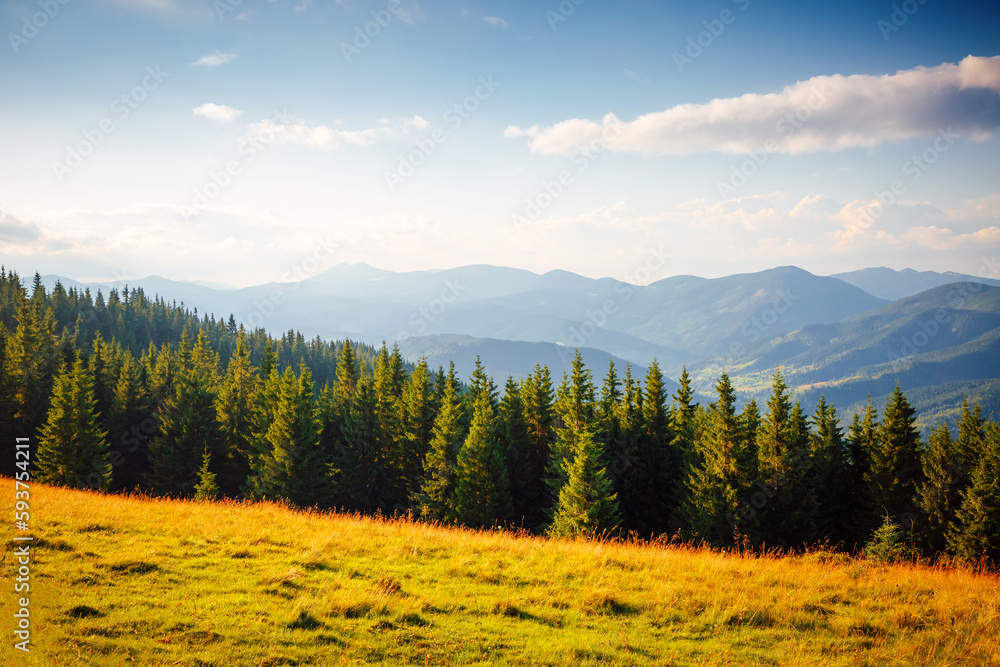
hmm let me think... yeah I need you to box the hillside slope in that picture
[690,283,1000,426]
[4,483,998,666]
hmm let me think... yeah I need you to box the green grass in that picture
[3,481,1000,665]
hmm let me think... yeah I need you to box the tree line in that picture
[3,269,999,563]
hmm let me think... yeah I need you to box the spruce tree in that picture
[548,424,620,538]
[548,351,597,500]
[948,422,1000,562]
[497,376,536,529]
[868,385,923,529]
[193,447,220,501]
[147,369,225,497]
[520,364,555,529]
[919,423,959,555]
[599,360,640,534]
[753,373,814,547]
[249,366,329,507]
[454,387,511,527]
[848,396,880,545]
[683,373,753,546]
[35,359,112,490]
[107,352,151,491]
[414,363,464,522]
[670,367,698,532]
[337,376,395,514]
[809,396,852,546]
[373,342,407,508]
[6,293,56,442]
[401,358,435,499]
[215,332,257,497]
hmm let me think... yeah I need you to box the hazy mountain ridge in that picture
[690,284,1000,427]
[38,264,1000,424]
[831,266,1000,301]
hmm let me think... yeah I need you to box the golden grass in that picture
[2,480,999,665]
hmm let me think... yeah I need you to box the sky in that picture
[0,0,999,287]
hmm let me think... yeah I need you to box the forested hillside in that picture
[4,268,1000,563]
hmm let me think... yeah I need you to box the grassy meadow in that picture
[2,480,999,666]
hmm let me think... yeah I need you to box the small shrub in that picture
[864,516,921,564]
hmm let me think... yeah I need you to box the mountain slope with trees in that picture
[6,267,1000,562]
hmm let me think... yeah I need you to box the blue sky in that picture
[1,0,998,286]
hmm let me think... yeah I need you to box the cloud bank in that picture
[505,56,1000,155]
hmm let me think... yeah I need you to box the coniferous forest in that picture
[4,268,999,564]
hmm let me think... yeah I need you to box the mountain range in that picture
[40,264,1000,428]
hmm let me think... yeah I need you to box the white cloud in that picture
[191,51,238,67]
[403,115,430,129]
[945,193,1000,221]
[483,15,507,28]
[246,114,431,150]
[248,119,388,149]
[506,56,1000,156]
[878,225,1000,250]
[193,103,244,123]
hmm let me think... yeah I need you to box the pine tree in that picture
[683,373,753,546]
[191,329,220,385]
[868,385,923,529]
[753,373,814,547]
[373,342,407,508]
[848,396,880,546]
[809,396,852,546]
[193,447,220,501]
[216,332,257,497]
[147,369,225,497]
[337,376,395,514]
[948,422,1000,562]
[401,358,435,499]
[35,359,112,490]
[548,424,620,538]
[249,366,329,507]
[520,364,555,529]
[6,293,56,441]
[670,367,698,531]
[106,352,151,491]
[454,387,511,527]
[497,376,536,529]
[549,351,597,500]
[599,360,639,533]
[919,423,959,555]
[414,363,464,521]
[633,359,674,535]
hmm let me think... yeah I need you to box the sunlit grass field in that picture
[2,481,999,666]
